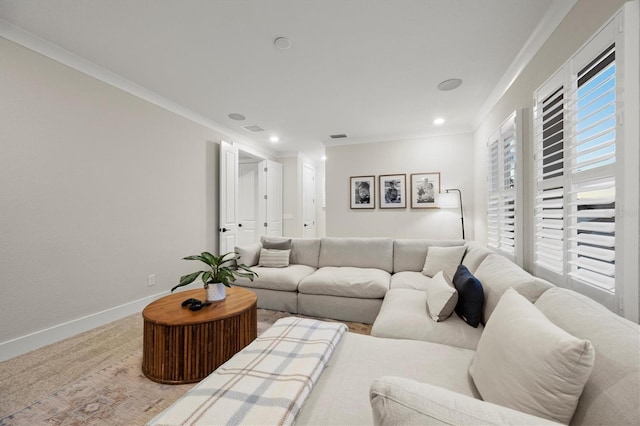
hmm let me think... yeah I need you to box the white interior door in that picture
[238,162,259,246]
[219,141,239,254]
[302,163,316,237]
[264,160,283,237]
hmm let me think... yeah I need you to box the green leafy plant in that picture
[171,251,257,292]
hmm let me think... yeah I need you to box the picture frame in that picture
[379,174,406,208]
[410,172,441,208]
[350,176,375,209]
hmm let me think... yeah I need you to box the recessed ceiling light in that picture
[433,117,445,125]
[228,113,246,121]
[321,156,327,161]
[269,136,280,143]
[274,37,292,50]
[437,78,463,91]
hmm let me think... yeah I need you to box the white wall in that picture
[325,133,474,239]
[472,0,627,272]
[0,37,228,357]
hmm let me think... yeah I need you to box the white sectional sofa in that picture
[152,237,640,425]
[234,236,469,324]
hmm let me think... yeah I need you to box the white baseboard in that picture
[0,291,169,362]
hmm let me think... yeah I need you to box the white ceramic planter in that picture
[206,283,226,302]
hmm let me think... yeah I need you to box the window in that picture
[487,112,522,265]
[533,3,639,320]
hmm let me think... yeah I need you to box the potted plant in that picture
[171,251,257,302]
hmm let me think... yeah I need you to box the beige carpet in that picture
[0,309,371,425]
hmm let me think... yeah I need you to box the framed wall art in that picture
[350,176,375,209]
[379,174,406,208]
[410,172,440,208]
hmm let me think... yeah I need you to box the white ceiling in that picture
[0,0,574,160]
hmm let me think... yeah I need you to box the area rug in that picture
[0,350,191,426]
[0,309,371,426]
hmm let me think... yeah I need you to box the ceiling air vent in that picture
[330,134,347,139]
[241,124,265,133]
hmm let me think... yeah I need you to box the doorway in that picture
[219,141,283,253]
[302,163,316,237]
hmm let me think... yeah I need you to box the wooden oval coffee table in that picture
[142,286,257,384]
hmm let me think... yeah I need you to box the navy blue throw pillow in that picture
[452,264,484,328]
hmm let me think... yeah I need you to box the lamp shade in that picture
[439,192,459,208]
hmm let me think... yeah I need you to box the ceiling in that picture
[0,0,574,160]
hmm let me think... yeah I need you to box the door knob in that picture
[238,224,243,227]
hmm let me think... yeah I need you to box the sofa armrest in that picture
[370,376,560,426]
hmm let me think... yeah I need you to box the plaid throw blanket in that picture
[148,317,348,426]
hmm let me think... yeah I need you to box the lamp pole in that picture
[445,188,465,239]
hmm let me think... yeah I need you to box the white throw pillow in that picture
[258,248,291,268]
[469,288,595,424]
[422,246,466,278]
[425,271,458,322]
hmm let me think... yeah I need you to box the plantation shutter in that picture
[487,135,500,250]
[499,118,517,256]
[534,78,566,279]
[487,112,521,264]
[567,43,616,292]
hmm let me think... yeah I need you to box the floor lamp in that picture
[439,188,465,239]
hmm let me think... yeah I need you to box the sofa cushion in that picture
[452,265,484,328]
[389,271,433,291]
[534,287,640,426]
[298,266,390,299]
[290,238,321,267]
[258,248,290,268]
[296,332,478,425]
[233,264,316,291]
[425,271,457,322]
[422,245,466,278]
[461,241,493,273]
[370,376,560,426]
[470,288,595,424]
[473,253,552,324]
[393,239,465,273]
[319,237,393,272]
[371,289,483,350]
[298,294,382,325]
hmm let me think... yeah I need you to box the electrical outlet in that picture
[147,274,156,287]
